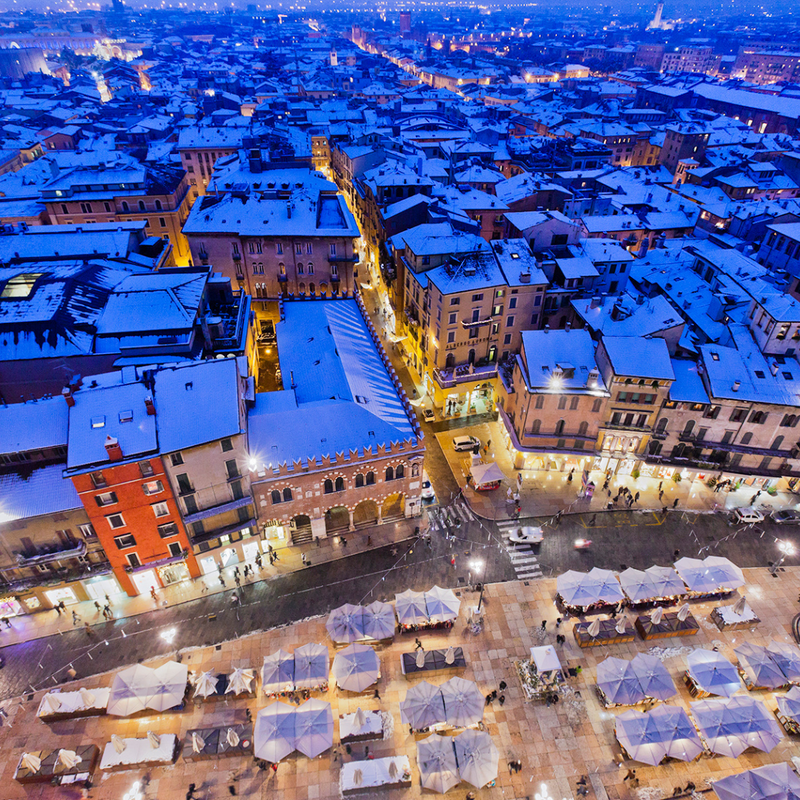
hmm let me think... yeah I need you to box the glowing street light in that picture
[469,558,485,612]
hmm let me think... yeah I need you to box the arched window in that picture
[335,476,345,492]
[138,200,145,211]
[396,464,405,479]
[656,417,668,433]
[307,262,314,274]
[279,262,286,275]
[324,479,333,493]
[741,432,753,445]
[385,466,394,481]
[122,201,129,212]
[445,353,455,368]
[297,262,304,274]
[555,419,565,436]
[411,463,420,477]
[271,489,282,504]
[366,472,375,485]
[282,487,293,502]
[530,419,541,435]
[310,282,316,294]
[155,199,162,210]
[578,421,588,436]
[682,420,695,438]
[299,282,306,293]
[773,435,784,451]
[355,473,365,488]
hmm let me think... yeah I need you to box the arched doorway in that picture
[291,514,312,545]
[381,493,404,522]
[353,499,379,527]
[325,506,350,535]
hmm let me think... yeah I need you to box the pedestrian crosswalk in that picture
[426,497,475,532]
[497,520,543,580]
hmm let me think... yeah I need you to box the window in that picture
[152,502,170,518]
[570,397,579,410]
[447,332,456,344]
[396,464,405,479]
[282,487,293,502]
[324,479,334,494]
[139,461,154,478]
[155,199,163,211]
[558,396,567,410]
[503,334,512,345]
[592,399,602,413]
[295,243,302,254]
[335,476,345,491]
[509,297,517,310]
[95,491,118,507]
[749,410,767,424]
[176,473,193,494]
[450,298,460,306]
[107,513,125,529]
[104,202,111,212]
[158,522,179,538]
[506,315,515,328]
[535,395,544,409]
[221,438,233,452]
[137,200,144,211]
[142,480,164,495]
[271,489,282,504]
[449,313,457,325]
[276,243,283,255]
[170,452,184,466]
[555,419,565,436]
[355,473,365,488]
[225,459,240,479]
[703,405,720,420]
[385,466,394,481]
[330,244,337,256]
[530,419,541,435]
[159,217,166,228]
[115,534,136,549]
[366,472,375,485]
[60,203,68,214]
[127,553,141,568]
[471,293,484,302]
[741,432,753,445]
[729,408,748,423]
[297,263,304,274]
[168,542,183,557]
[781,414,798,427]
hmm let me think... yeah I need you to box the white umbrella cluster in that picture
[395,586,461,626]
[253,699,334,762]
[326,601,395,643]
[597,654,676,706]
[712,763,800,800]
[260,644,330,695]
[674,556,745,593]
[615,705,703,766]
[107,661,189,716]
[556,568,625,608]
[226,667,256,696]
[691,695,783,757]
[331,644,380,693]
[417,730,498,791]
[618,566,685,603]
[400,678,483,730]
[686,650,742,698]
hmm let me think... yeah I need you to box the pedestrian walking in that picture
[364,746,369,759]
[589,515,597,527]
[485,694,493,705]
[235,575,241,588]
[54,602,62,615]
[228,785,237,796]
[634,492,640,503]
[499,680,507,691]
[541,620,547,630]
[341,536,347,548]
[658,490,664,501]
[72,610,80,625]
[219,576,226,587]
[84,622,92,636]
[450,556,456,567]
[672,498,679,509]
[186,783,196,800]
[231,593,240,606]
[94,601,101,613]
[498,694,505,706]
[414,638,424,651]
[374,688,380,700]
[490,690,498,700]
[150,586,157,601]
[234,566,240,577]
[271,763,278,774]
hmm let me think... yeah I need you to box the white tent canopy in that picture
[691,696,783,758]
[294,698,333,758]
[293,643,329,690]
[362,601,396,640]
[417,735,460,794]
[326,604,366,644]
[615,705,702,766]
[675,556,745,593]
[400,681,446,730]
[453,729,499,789]
[712,763,800,800]
[254,702,296,763]
[395,589,429,626]
[262,649,294,695]
[108,662,187,716]
[597,658,646,706]
[331,644,380,693]
[150,662,189,712]
[424,585,460,623]
[530,645,562,674]
[470,462,505,486]
[226,667,255,696]
[194,670,218,699]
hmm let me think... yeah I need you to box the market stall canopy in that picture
[254,702,296,763]
[226,667,255,696]
[776,686,800,721]
[331,643,380,693]
[530,645,562,674]
[470,462,505,486]
[645,565,686,598]
[417,734,460,794]
[686,650,742,698]
[453,729,498,789]
[675,556,745,593]
[293,643,329,690]
[440,677,484,728]
[107,664,159,717]
[630,654,676,701]
[194,670,218,699]
[149,661,189,712]
[615,709,667,767]
[395,589,429,626]
[588,567,625,605]
[615,705,702,766]
[651,705,704,763]
[294,698,333,758]
[597,657,645,706]
[424,586,460,623]
[767,641,800,684]
[619,568,657,603]
[703,556,745,589]
[326,604,366,644]
[400,681,446,729]
[362,600,396,640]
[691,696,783,758]
[262,649,294,695]
[735,643,788,689]
[712,762,800,800]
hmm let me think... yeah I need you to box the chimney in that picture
[590,296,601,309]
[732,380,741,392]
[144,396,156,416]
[771,361,779,376]
[105,436,123,461]
[62,387,75,407]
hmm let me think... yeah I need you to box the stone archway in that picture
[291,514,312,545]
[353,499,379,528]
[325,506,350,535]
[381,493,405,522]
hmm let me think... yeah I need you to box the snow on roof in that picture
[154,358,242,454]
[520,328,605,393]
[602,336,675,380]
[67,380,158,471]
[0,464,81,521]
[669,359,710,404]
[0,395,68,455]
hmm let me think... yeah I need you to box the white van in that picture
[730,508,765,525]
[453,435,480,452]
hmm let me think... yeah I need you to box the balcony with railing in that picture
[434,361,498,389]
[16,539,86,568]
[183,496,253,526]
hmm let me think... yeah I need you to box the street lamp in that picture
[772,540,795,575]
[469,558,485,612]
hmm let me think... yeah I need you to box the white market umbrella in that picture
[226,728,240,747]
[649,606,664,626]
[293,643,329,690]
[686,649,741,697]
[735,643,787,689]
[445,646,456,665]
[618,568,656,603]
[107,664,158,716]
[587,618,601,638]
[191,732,205,753]
[150,661,188,712]
[768,641,800,683]
[597,657,645,706]
[147,731,161,749]
[111,734,126,754]
[416,650,426,669]
[400,681,446,729]
[362,601,396,640]
[712,763,800,800]
[733,595,747,616]
[56,749,81,769]
[395,589,429,626]
[691,695,783,757]
[556,570,596,607]
[43,694,61,713]
[332,643,380,693]
[21,753,41,773]
[424,585,460,623]
[226,667,255,695]
[262,649,294,695]
[440,676,484,728]
[676,603,691,622]
[702,556,745,589]
[630,654,676,701]
[388,760,399,780]
[79,688,95,706]
[295,698,333,758]
[777,686,800,721]
[645,565,685,598]
[417,734,460,794]
[615,710,666,766]
[453,729,498,789]
[650,705,703,763]
[352,707,367,731]
[615,617,627,635]
[254,701,296,762]
[586,567,625,605]
[194,670,218,699]
[352,767,363,786]
[326,604,366,644]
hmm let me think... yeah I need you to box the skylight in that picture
[1,273,42,299]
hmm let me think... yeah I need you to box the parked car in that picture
[422,408,435,423]
[509,526,544,545]
[771,509,800,524]
[730,508,765,525]
[421,471,435,501]
[453,435,481,452]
